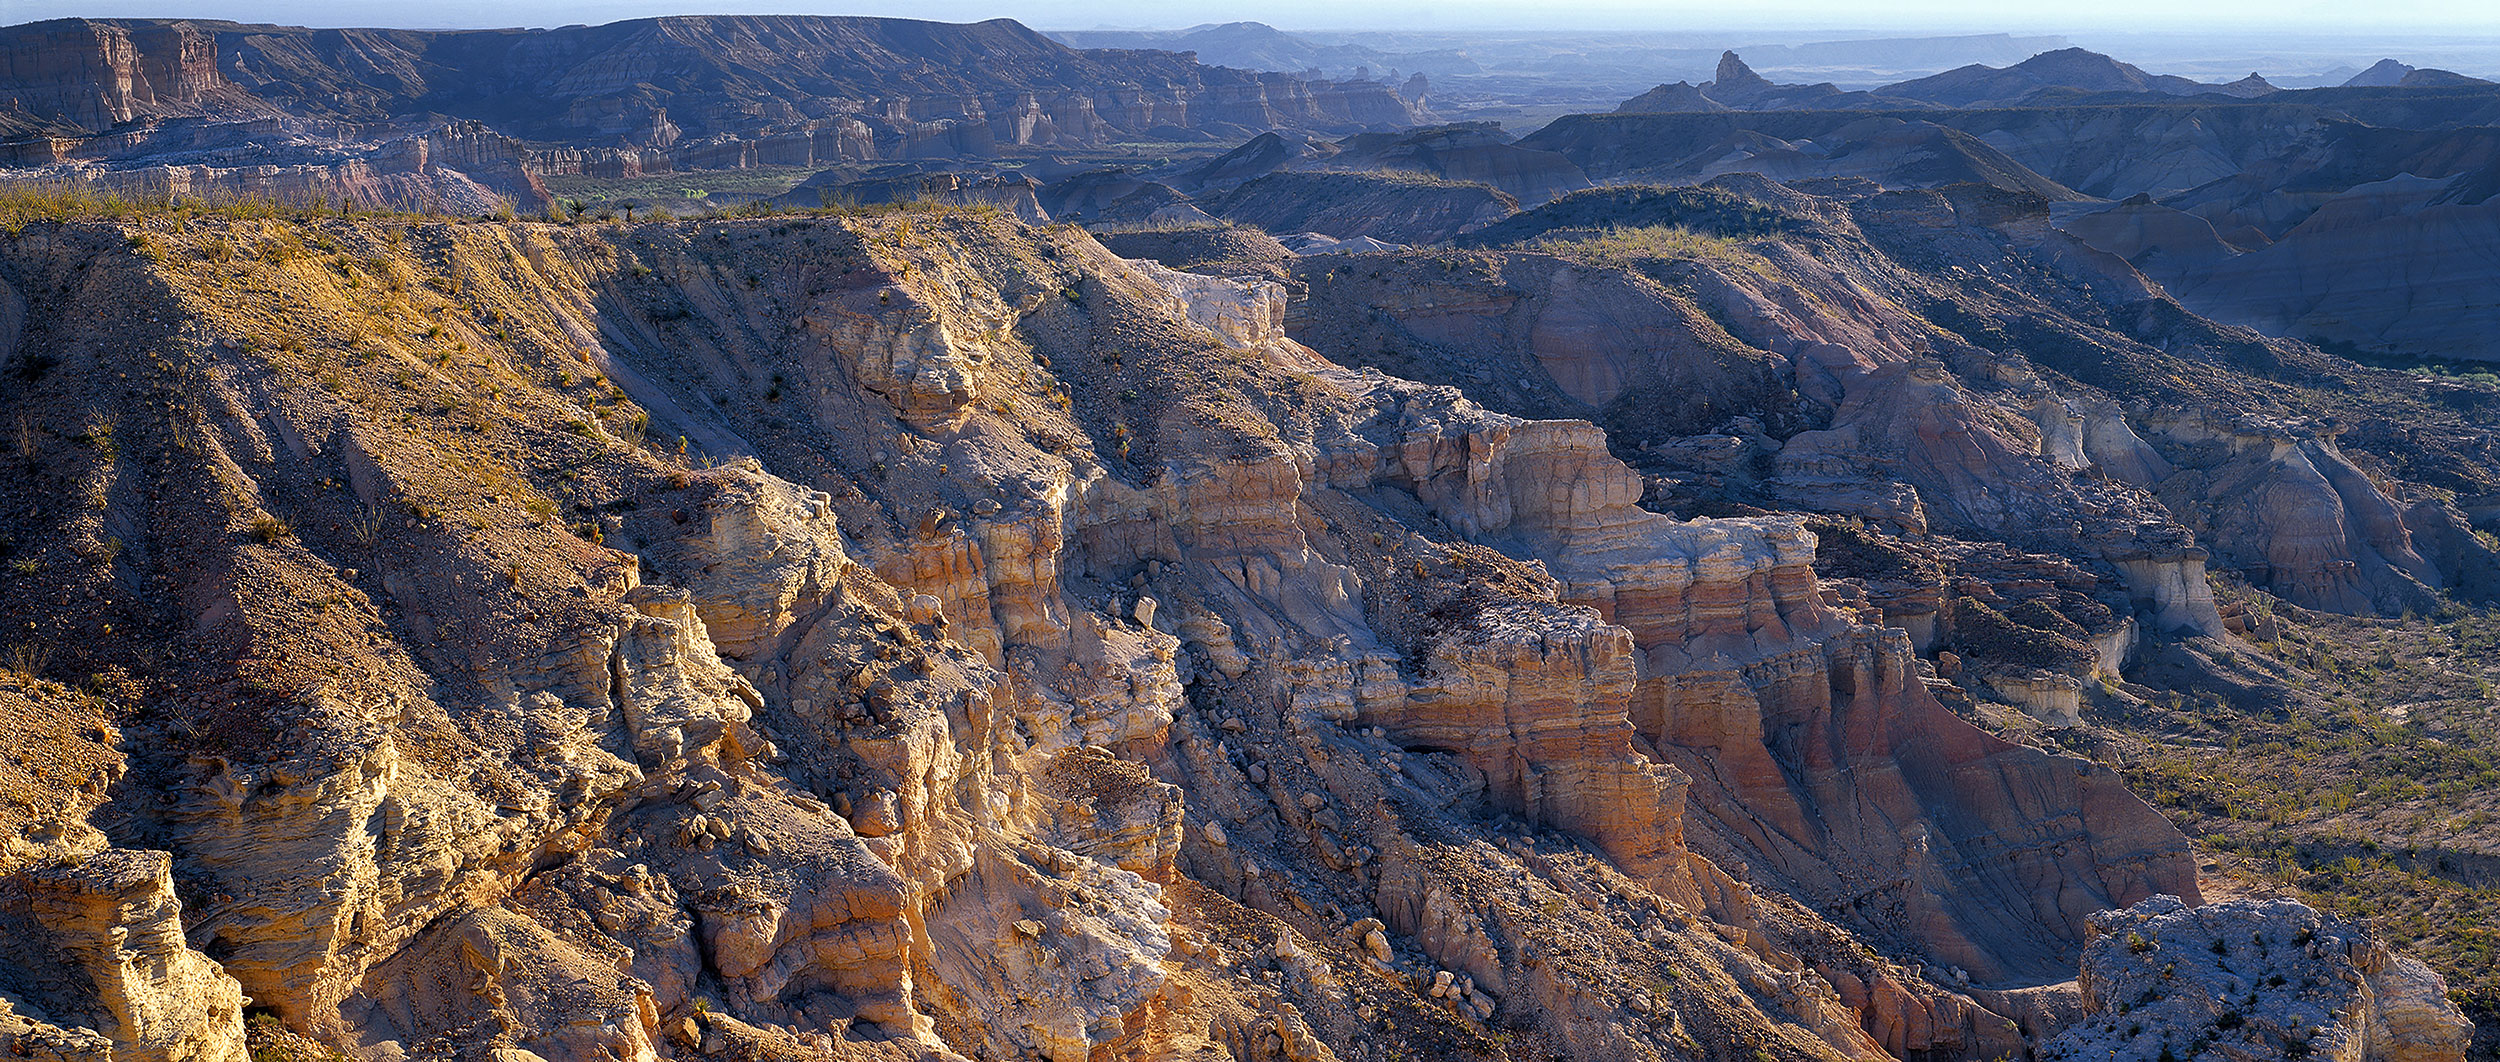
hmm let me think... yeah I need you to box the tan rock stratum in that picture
[0,205,2468,1062]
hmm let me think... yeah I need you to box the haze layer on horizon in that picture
[6,0,2498,34]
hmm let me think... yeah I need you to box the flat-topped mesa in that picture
[0,20,238,132]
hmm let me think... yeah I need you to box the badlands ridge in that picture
[0,176,2482,1062]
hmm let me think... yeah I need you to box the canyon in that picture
[1,15,2498,1062]
[0,173,2482,1061]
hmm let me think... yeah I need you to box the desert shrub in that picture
[1523,224,1755,268]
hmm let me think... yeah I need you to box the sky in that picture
[5,0,2498,32]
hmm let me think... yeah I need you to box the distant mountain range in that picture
[1049,24,2078,84]
[1611,47,2494,117]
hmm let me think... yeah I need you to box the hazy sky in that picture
[7,0,2498,31]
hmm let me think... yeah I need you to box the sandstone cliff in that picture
[1,679,247,1062]
[0,202,2328,1062]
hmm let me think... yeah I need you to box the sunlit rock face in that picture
[0,187,2466,1062]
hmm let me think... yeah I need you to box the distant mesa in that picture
[2401,67,2497,88]
[2214,72,2278,97]
[1616,46,2296,116]
[1874,47,2223,106]
[2340,58,2496,89]
[1616,51,1881,114]
[1047,20,1484,82]
[1613,81,1729,114]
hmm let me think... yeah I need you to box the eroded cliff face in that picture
[0,681,247,1062]
[0,208,2449,1062]
[2057,125,2500,365]
[0,17,1426,215]
[0,20,249,134]
[1293,177,2497,626]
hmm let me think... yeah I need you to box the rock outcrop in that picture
[3,111,2493,1061]
[1304,175,2497,620]
[2,851,250,1062]
[2041,896,2472,1062]
[1,680,248,1062]
[0,201,2278,1062]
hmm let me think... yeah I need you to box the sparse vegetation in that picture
[0,156,2488,1062]
[1523,224,1760,269]
[0,179,450,232]
[541,166,815,214]
[246,1009,346,1062]
[3,642,51,679]
[2031,580,2500,1035]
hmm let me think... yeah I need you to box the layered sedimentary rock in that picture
[1,682,247,1062]
[1297,175,2497,622]
[0,182,2473,1062]
[1,116,552,212]
[0,19,255,135]
[2130,412,2447,614]
[0,15,1426,204]
[3,851,250,1062]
